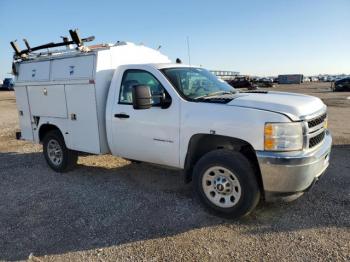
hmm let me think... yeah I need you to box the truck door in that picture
[111,68,180,168]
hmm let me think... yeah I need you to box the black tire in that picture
[193,149,260,218]
[43,130,78,172]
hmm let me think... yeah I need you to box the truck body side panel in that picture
[65,84,101,154]
[51,56,95,80]
[14,86,33,140]
[17,61,50,82]
[94,50,114,153]
[27,85,67,118]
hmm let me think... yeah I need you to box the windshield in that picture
[161,67,236,100]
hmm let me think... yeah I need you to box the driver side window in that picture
[119,70,165,105]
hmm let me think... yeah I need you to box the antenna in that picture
[186,36,191,67]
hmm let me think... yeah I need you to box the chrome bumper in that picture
[256,130,332,199]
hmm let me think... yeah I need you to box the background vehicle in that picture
[278,74,303,84]
[253,77,275,88]
[332,77,350,91]
[303,77,311,82]
[326,76,336,82]
[226,76,258,90]
[1,78,14,90]
[12,31,332,218]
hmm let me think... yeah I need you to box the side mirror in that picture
[132,85,152,110]
[160,92,172,109]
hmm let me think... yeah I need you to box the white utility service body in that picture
[13,41,332,217]
[14,43,170,155]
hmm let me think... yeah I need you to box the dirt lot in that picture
[0,82,349,261]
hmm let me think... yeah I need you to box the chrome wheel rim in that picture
[47,139,63,166]
[202,166,242,208]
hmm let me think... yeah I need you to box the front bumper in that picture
[256,130,332,200]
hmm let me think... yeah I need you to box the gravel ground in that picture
[0,82,349,261]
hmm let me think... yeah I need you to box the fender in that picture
[183,134,264,195]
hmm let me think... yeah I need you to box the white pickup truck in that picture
[12,39,331,218]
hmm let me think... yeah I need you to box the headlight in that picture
[264,122,303,151]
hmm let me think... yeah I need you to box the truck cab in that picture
[13,38,332,218]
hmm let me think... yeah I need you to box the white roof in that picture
[150,63,201,70]
[16,42,171,65]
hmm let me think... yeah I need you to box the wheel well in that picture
[38,124,61,142]
[184,134,264,194]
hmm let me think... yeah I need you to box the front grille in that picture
[309,131,325,148]
[308,113,327,128]
[306,112,327,149]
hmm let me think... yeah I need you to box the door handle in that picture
[114,113,130,119]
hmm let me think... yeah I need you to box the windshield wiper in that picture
[194,90,235,100]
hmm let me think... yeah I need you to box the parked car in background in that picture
[332,77,350,91]
[303,77,311,82]
[310,77,319,82]
[252,77,275,88]
[326,76,336,82]
[226,76,258,90]
[251,77,260,82]
[1,78,14,90]
[335,76,344,82]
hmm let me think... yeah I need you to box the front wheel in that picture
[43,130,78,172]
[193,150,260,218]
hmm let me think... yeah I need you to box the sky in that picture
[0,0,349,78]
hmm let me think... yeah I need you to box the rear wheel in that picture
[43,130,78,172]
[193,150,260,218]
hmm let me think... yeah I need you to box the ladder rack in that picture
[10,29,95,61]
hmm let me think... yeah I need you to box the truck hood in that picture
[228,91,326,121]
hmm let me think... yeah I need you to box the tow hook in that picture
[16,131,21,140]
